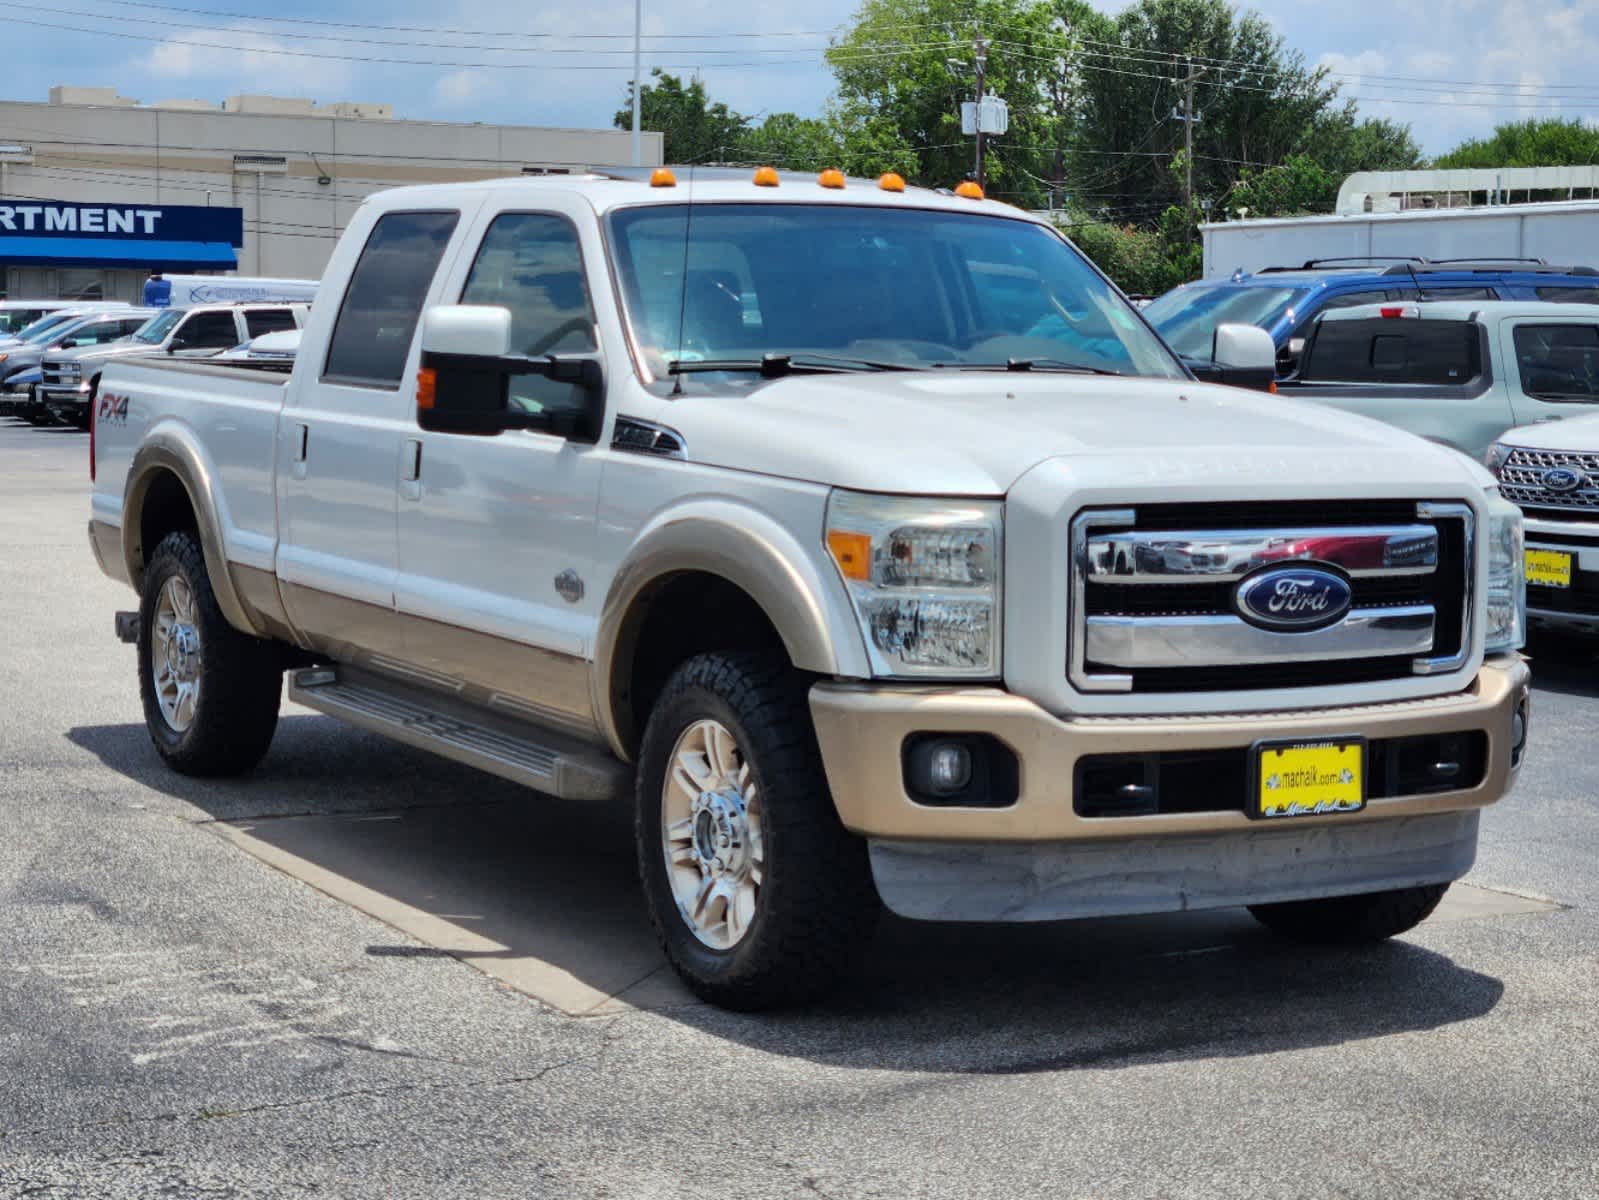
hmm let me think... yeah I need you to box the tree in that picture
[614,70,749,164]
[826,0,1084,205]
[736,103,920,177]
[1073,0,1341,224]
[1226,153,1336,219]
[1309,114,1424,179]
[1435,118,1599,169]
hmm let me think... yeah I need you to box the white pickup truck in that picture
[89,169,1531,1009]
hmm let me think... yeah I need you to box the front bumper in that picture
[1525,521,1599,632]
[811,659,1528,922]
[810,658,1528,844]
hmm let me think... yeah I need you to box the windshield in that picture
[133,309,184,344]
[19,313,83,344]
[0,308,48,335]
[607,204,1183,384]
[1144,283,1309,358]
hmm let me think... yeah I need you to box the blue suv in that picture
[1145,257,1599,376]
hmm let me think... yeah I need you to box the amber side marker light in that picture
[954,180,984,200]
[878,172,906,193]
[650,167,677,188]
[818,168,846,189]
[753,165,780,187]
[416,367,437,411]
[827,530,872,581]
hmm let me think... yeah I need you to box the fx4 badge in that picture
[95,392,130,425]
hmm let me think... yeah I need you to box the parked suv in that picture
[1276,300,1599,457]
[0,308,155,424]
[1147,258,1599,377]
[39,302,306,423]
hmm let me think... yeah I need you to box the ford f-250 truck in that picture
[89,168,1531,1010]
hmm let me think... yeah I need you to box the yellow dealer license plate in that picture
[1525,548,1573,589]
[1253,739,1365,819]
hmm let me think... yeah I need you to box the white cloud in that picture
[137,24,353,95]
[432,70,498,110]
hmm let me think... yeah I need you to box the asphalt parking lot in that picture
[2,417,1596,1198]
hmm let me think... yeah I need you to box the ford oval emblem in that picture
[1235,566,1353,632]
[1542,467,1584,493]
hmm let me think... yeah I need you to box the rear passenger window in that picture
[245,308,297,337]
[1513,324,1599,401]
[1318,289,1390,312]
[459,213,596,423]
[177,311,242,349]
[1302,318,1482,386]
[1535,286,1599,304]
[325,210,459,387]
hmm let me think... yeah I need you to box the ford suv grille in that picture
[1069,500,1473,693]
[1498,447,1599,517]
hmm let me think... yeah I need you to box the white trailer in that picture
[1201,200,1599,280]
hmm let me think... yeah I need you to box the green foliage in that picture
[737,103,921,177]
[1434,119,1599,169]
[1226,153,1336,219]
[1062,218,1190,295]
[614,70,749,164]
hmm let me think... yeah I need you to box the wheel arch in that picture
[594,503,869,760]
[122,425,263,637]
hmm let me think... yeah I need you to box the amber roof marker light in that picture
[753,166,780,187]
[877,172,906,193]
[650,167,677,188]
[954,180,984,200]
[818,168,846,189]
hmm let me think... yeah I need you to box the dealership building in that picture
[0,86,663,301]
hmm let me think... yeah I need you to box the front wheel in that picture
[137,530,283,776]
[1249,882,1450,944]
[635,651,877,1010]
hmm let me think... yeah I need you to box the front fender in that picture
[123,423,263,637]
[593,498,870,758]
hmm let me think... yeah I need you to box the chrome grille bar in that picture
[1084,525,1437,584]
[1085,605,1435,669]
[1500,448,1599,515]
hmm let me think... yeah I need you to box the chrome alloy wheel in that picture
[661,718,764,950]
[151,576,203,732]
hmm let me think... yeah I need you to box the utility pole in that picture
[1172,58,1207,238]
[973,35,988,189]
[631,0,642,166]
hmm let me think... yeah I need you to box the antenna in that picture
[1405,261,1430,301]
[670,165,694,397]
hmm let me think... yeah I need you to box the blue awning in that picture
[0,236,237,270]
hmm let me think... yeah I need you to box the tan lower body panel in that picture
[88,519,129,586]
[809,658,1529,842]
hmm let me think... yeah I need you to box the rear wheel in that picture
[137,530,282,775]
[1248,883,1450,944]
[635,651,877,1010]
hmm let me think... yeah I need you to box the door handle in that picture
[400,438,423,502]
[291,422,308,462]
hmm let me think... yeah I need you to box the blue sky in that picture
[1,0,1595,154]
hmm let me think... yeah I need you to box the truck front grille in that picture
[1068,500,1473,694]
[1499,448,1599,518]
[41,360,80,386]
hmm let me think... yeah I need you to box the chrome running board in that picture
[288,666,627,802]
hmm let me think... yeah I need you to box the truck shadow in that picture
[1523,634,1599,699]
[68,715,1505,1073]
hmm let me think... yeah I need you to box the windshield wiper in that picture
[668,352,915,379]
[932,358,1122,376]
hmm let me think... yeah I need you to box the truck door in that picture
[168,309,245,358]
[1502,316,1599,426]
[394,197,606,733]
[275,208,464,661]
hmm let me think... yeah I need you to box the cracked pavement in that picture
[2,419,1597,1198]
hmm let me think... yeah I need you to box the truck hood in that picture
[53,341,147,365]
[1499,412,1599,454]
[657,372,1487,495]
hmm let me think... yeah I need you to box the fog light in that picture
[902,733,1019,807]
[928,743,972,794]
[1511,700,1528,768]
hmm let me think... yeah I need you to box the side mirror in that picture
[57,338,81,350]
[166,336,187,354]
[1276,336,1306,376]
[416,305,604,441]
[1208,322,1278,392]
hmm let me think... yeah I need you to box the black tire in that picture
[1248,882,1450,944]
[137,530,282,776]
[635,651,877,1010]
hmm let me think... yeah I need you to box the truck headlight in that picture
[825,490,1002,678]
[1484,442,1512,477]
[1483,489,1525,654]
